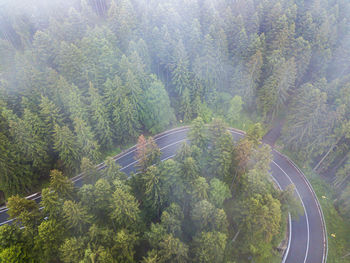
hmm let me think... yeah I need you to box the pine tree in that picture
[170,40,191,96]
[36,219,65,261]
[124,68,143,111]
[189,117,208,150]
[8,108,51,172]
[193,34,219,104]
[282,84,329,160]
[41,188,62,219]
[103,75,123,118]
[88,83,113,148]
[143,166,163,218]
[49,170,75,200]
[188,19,202,61]
[56,42,86,88]
[63,7,87,43]
[0,132,31,196]
[290,37,311,83]
[157,234,188,263]
[58,79,88,121]
[53,124,80,172]
[63,200,92,233]
[32,31,58,67]
[118,97,140,142]
[110,187,140,229]
[74,118,101,162]
[142,77,175,133]
[180,88,193,122]
[107,0,136,50]
[192,231,227,263]
[258,58,297,119]
[7,195,41,229]
[136,135,161,173]
[104,157,127,182]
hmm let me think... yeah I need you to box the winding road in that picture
[0,126,327,263]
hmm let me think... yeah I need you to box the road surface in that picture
[0,126,327,263]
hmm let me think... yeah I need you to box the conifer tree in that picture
[170,40,191,96]
[143,77,175,133]
[0,132,31,196]
[49,170,75,200]
[53,124,80,172]
[118,97,140,142]
[8,108,51,172]
[74,118,101,162]
[63,200,92,233]
[88,83,113,148]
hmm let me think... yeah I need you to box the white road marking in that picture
[282,214,292,263]
[0,218,14,226]
[269,170,293,263]
[120,139,186,171]
[71,128,189,182]
[0,127,319,263]
[115,128,188,163]
[276,150,328,263]
[228,129,308,263]
[272,160,310,263]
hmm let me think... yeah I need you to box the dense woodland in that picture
[0,0,350,260]
[0,0,350,207]
[0,120,301,262]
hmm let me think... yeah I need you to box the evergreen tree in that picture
[74,118,101,162]
[49,170,75,200]
[7,195,41,229]
[189,117,208,150]
[135,135,161,173]
[193,34,219,103]
[110,186,140,229]
[8,108,51,172]
[88,83,113,148]
[192,231,227,263]
[170,40,191,96]
[56,42,86,87]
[282,84,329,159]
[116,97,140,142]
[104,157,127,182]
[39,96,63,135]
[41,188,62,219]
[142,77,175,133]
[63,200,92,233]
[53,124,80,172]
[36,219,65,261]
[0,132,31,196]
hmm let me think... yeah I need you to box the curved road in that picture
[0,126,327,263]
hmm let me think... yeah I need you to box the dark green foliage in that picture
[53,124,81,173]
[0,0,349,261]
[0,121,300,262]
[0,0,347,203]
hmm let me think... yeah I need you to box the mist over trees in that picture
[0,120,301,262]
[0,0,349,261]
[0,0,349,202]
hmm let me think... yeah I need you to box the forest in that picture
[0,0,350,261]
[0,120,301,262]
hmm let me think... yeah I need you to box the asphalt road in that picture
[0,126,327,263]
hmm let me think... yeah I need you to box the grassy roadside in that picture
[308,175,350,263]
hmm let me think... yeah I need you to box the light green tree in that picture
[192,231,227,263]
